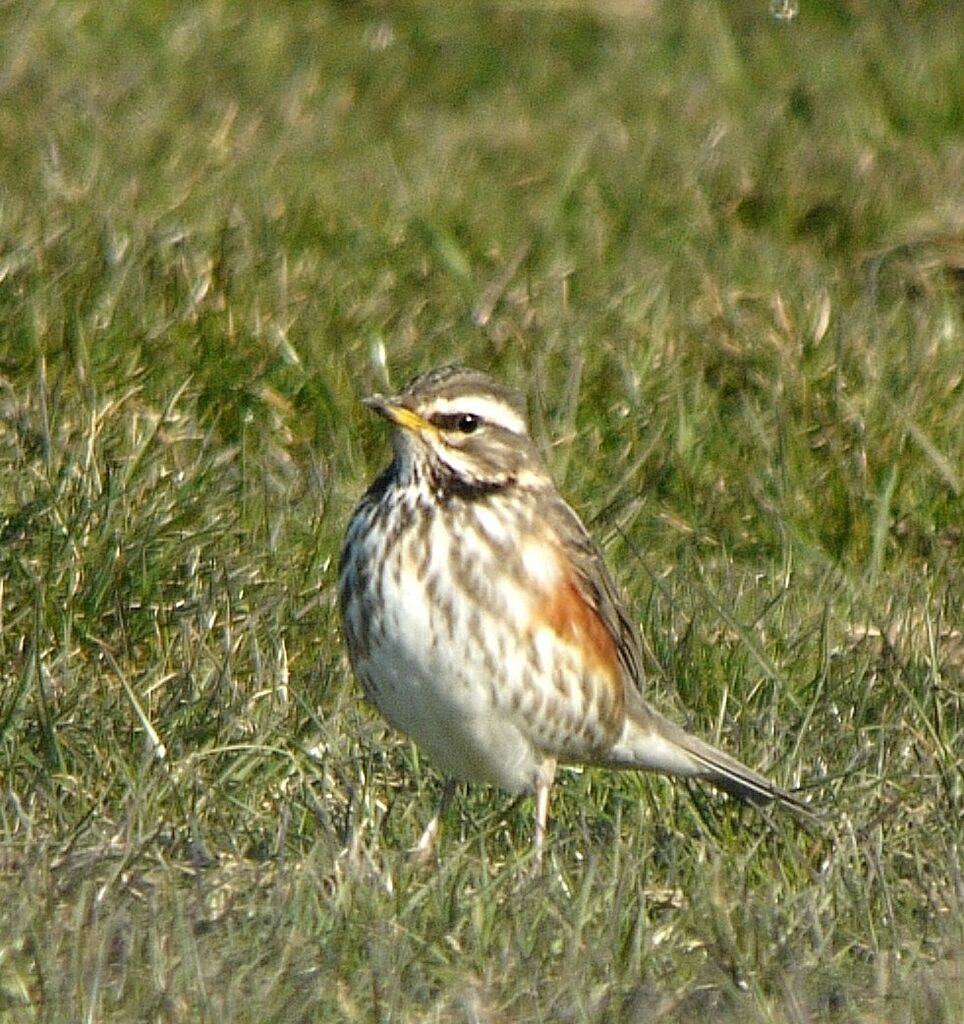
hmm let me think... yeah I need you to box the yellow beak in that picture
[363,395,437,437]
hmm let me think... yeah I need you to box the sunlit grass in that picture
[1,1,962,1021]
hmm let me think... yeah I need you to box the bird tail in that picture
[611,694,814,818]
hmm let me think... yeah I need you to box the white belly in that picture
[343,505,546,793]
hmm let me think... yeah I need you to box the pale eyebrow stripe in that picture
[424,395,527,436]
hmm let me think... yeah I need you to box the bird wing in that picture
[542,493,815,818]
[541,492,647,693]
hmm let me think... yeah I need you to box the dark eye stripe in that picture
[430,412,482,434]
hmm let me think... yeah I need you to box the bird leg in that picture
[412,777,456,861]
[531,760,556,878]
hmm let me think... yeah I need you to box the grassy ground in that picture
[1,0,962,1020]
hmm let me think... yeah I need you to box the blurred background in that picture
[0,2,961,1020]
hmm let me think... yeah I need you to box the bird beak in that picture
[363,394,435,437]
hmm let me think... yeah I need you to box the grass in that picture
[1,0,962,1020]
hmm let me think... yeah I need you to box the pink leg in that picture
[531,761,555,877]
[413,778,456,860]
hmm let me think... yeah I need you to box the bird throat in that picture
[423,457,511,504]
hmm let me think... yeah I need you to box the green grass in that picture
[1,0,962,1020]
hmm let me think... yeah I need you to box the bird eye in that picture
[430,412,482,434]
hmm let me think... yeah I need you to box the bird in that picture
[338,365,811,872]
